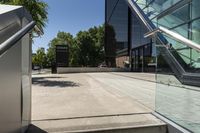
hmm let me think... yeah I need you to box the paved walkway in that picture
[31,72,162,132]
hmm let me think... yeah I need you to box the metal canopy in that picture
[0,5,22,14]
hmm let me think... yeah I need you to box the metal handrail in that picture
[0,21,36,55]
[126,0,186,74]
[126,0,154,31]
[144,26,200,52]
[127,0,200,53]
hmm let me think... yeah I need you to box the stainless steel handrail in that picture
[127,0,154,31]
[0,21,36,55]
[126,0,186,74]
[144,26,200,52]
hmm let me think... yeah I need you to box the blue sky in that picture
[33,0,105,53]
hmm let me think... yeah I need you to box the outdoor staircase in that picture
[27,113,167,133]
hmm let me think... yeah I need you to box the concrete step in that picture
[28,113,167,133]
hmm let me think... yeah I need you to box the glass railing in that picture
[155,28,200,133]
[161,35,200,72]
[156,49,200,133]
[136,0,182,17]
[134,0,200,73]
[153,10,200,133]
[129,0,200,132]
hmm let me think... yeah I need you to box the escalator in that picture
[125,0,200,87]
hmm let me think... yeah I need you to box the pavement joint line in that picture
[111,73,200,92]
[31,112,152,122]
[45,123,167,133]
[110,73,156,83]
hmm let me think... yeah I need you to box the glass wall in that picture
[106,0,119,21]
[152,0,200,132]
[156,1,200,72]
[130,11,155,72]
[134,0,200,132]
[156,44,200,133]
[136,0,200,72]
[131,12,150,48]
[106,0,128,51]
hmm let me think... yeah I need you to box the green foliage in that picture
[75,25,105,67]
[32,47,47,68]
[47,32,74,65]
[0,0,48,35]
[46,25,105,67]
[105,24,117,67]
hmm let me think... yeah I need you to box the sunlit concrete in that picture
[31,72,162,132]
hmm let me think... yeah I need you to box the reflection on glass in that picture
[158,4,189,29]
[131,12,150,48]
[192,19,200,44]
[173,24,188,38]
[107,0,128,51]
[192,0,200,19]
[162,34,200,71]
[156,46,200,133]
[106,0,119,21]
[145,0,181,14]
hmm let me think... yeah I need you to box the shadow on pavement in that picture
[26,124,47,133]
[32,77,80,88]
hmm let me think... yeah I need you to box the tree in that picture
[75,25,105,67]
[32,47,47,68]
[88,25,105,66]
[47,32,74,65]
[105,24,117,67]
[75,31,95,66]
[0,0,48,35]
[46,25,105,67]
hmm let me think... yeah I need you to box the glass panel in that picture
[148,6,159,19]
[131,12,151,48]
[173,24,188,38]
[106,0,119,21]
[158,4,190,29]
[156,45,200,132]
[131,50,136,70]
[192,19,200,44]
[147,0,181,14]
[156,74,200,133]
[192,0,200,19]
[106,0,128,51]
[160,33,200,71]
[191,49,200,70]
[144,44,153,72]
[191,19,200,69]
[136,0,147,9]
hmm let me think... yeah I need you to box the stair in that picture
[27,113,167,133]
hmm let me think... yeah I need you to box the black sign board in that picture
[56,45,69,67]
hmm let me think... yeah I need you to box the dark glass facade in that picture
[105,0,129,67]
[106,0,128,51]
[130,11,155,72]
[106,0,200,132]
[134,0,200,132]
[105,0,155,71]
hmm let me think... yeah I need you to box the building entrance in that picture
[131,43,155,72]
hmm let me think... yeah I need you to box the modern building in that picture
[105,0,156,72]
[105,0,200,132]
[105,0,200,73]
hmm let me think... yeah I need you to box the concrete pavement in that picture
[31,72,164,132]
